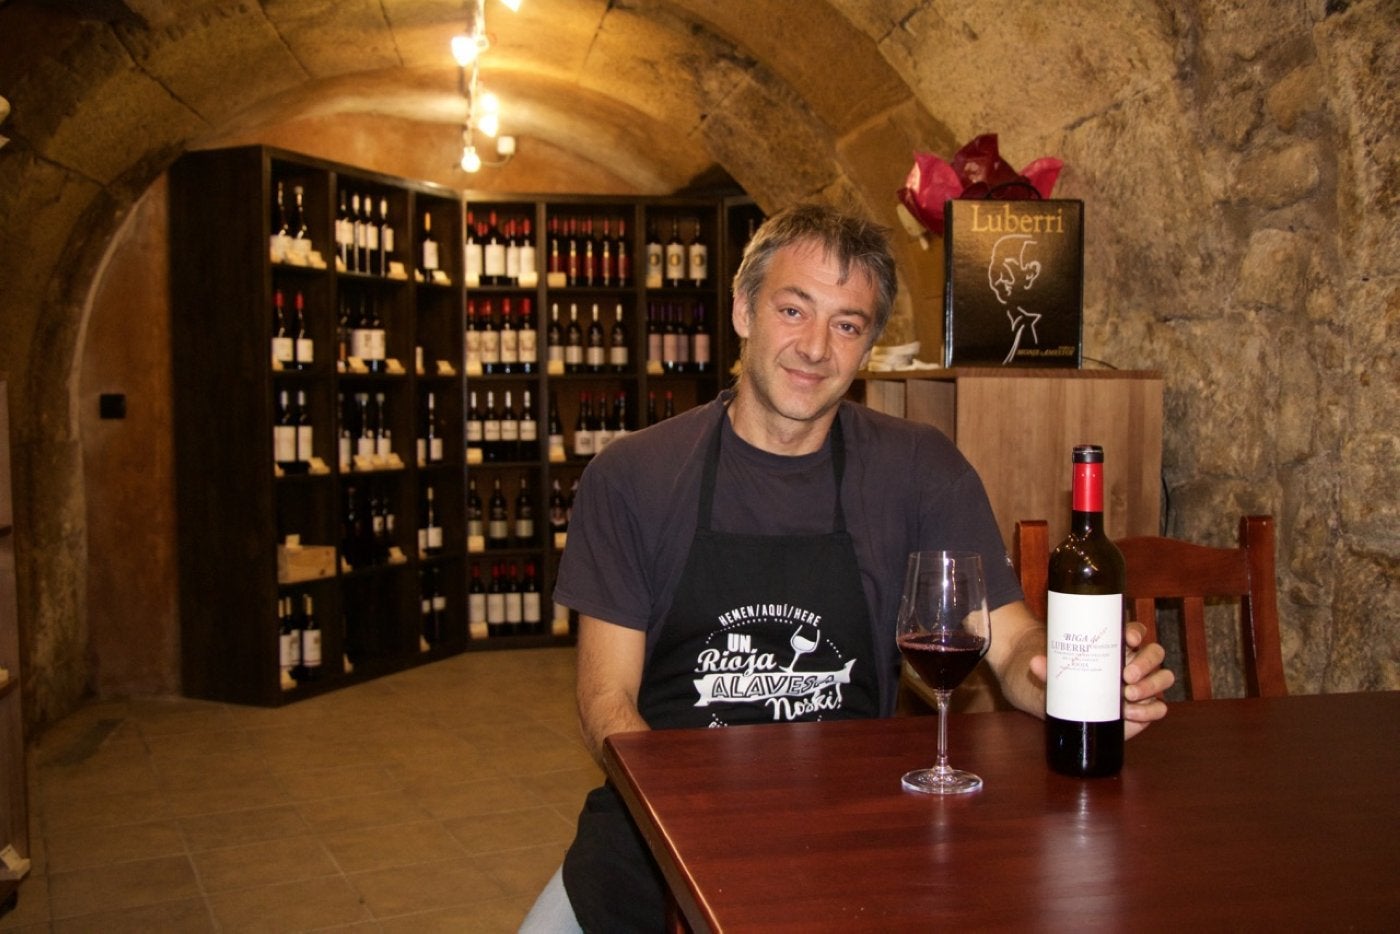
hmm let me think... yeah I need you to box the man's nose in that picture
[795,318,829,362]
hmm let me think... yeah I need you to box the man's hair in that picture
[731,203,897,344]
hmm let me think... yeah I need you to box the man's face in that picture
[732,240,878,440]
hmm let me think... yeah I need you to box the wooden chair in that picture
[1014,516,1287,699]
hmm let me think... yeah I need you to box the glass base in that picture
[901,766,983,795]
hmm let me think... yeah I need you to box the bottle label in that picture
[484,244,507,277]
[274,426,296,464]
[296,337,314,365]
[426,526,443,550]
[302,629,322,666]
[523,592,542,624]
[296,425,313,462]
[272,336,294,365]
[469,593,487,624]
[429,438,443,462]
[280,631,299,668]
[1046,591,1123,722]
[422,241,439,271]
[505,593,524,625]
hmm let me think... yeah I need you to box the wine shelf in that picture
[170,146,749,706]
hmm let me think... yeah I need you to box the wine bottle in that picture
[465,300,482,374]
[547,393,566,463]
[468,563,488,638]
[1045,444,1126,778]
[419,568,436,650]
[294,389,313,467]
[593,393,614,454]
[548,216,563,280]
[363,194,380,276]
[279,596,302,684]
[479,299,501,375]
[586,303,606,373]
[335,190,353,271]
[465,390,485,463]
[291,291,312,371]
[430,566,447,642]
[549,478,569,549]
[366,298,387,373]
[337,392,353,472]
[420,484,443,556]
[665,217,685,287]
[274,389,297,468]
[486,562,506,636]
[582,217,597,286]
[514,476,535,545]
[504,562,524,635]
[299,593,322,681]
[673,303,690,372]
[336,297,351,372]
[615,218,631,286]
[612,391,630,443]
[646,303,663,372]
[504,217,521,285]
[499,297,518,374]
[522,561,543,634]
[290,184,310,262]
[518,218,537,284]
[564,303,584,373]
[519,388,538,458]
[483,210,507,285]
[271,289,294,369]
[566,218,580,286]
[687,218,708,285]
[378,196,394,276]
[420,212,439,279]
[662,303,681,373]
[373,392,391,460]
[482,390,502,462]
[573,391,595,459]
[609,303,629,373]
[691,302,711,373]
[500,389,520,461]
[421,391,443,464]
[645,221,664,289]
[464,212,483,286]
[546,302,565,372]
[599,217,614,286]
[663,390,675,419]
[355,393,374,462]
[466,477,485,546]
[517,298,537,374]
[487,478,510,549]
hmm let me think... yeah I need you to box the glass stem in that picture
[935,689,952,772]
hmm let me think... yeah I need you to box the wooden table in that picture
[603,692,1400,932]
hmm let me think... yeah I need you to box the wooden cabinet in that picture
[169,146,742,706]
[855,368,1164,550]
[0,377,29,911]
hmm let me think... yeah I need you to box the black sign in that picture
[943,199,1083,367]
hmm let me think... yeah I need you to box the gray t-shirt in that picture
[554,393,1021,714]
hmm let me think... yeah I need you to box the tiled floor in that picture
[1,647,600,932]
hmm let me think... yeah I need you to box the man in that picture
[523,204,1172,932]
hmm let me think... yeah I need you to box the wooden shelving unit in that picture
[169,146,742,706]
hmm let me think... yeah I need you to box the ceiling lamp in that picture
[454,0,520,173]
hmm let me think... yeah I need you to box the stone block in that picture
[1234,227,1310,315]
[1231,141,1322,208]
[1266,63,1325,131]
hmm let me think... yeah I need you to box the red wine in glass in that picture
[898,631,989,692]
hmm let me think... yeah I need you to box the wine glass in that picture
[897,550,992,794]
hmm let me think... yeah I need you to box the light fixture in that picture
[453,0,521,173]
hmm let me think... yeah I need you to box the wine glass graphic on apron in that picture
[785,626,820,672]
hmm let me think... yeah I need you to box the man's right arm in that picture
[576,613,649,765]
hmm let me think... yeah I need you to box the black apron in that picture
[563,407,879,932]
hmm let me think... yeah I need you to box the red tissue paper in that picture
[896,134,1063,239]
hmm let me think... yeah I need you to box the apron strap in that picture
[698,405,849,533]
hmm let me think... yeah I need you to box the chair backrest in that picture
[1014,516,1287,699]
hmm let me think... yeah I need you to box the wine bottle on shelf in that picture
[565,303,584,373]
[523,561,543,634]
[272,181,291,261]
[519,218,537,284]
[483,210,506,286]
[279,596,302,685]
[665,217,685,287]
[368,492,387,562]
[420,212,440,280]
[499,297,519,374]
[549,478,569,549]
[573,391,595,459]
[337,392,353,473]
[583,218,597,286]
[547,392,566,463]
[566,218,580,286]
[355,393,374,462]
[419,484,443,557]
[662,303,681,373]
[645,221,664,288]
[599,217,614,287]
[468,563,488,638]
[691,302,711,373]
[479,299,501,375]
[505,563,524,635]
[466,390,485,463]
[363,195,380,276]
[271,289,294,369]
[586,303,606,373]
[336,297,350,372]
[517,298,537,374]
[514,476,535,546]
[503,218,520,284]
[419,568,436,650]
[291,291,312,370]
[646,390,658,426]
[430,566,447,642]
[465,300,482,374]
[342,484,364,568]
[1046,444,1126,778]
[612,391,630,443]
[674,304,690,372]
[378,196,394,276]
[487,478,510,550]
[500,389,520,461]
[663,390,676,419]
[486,562,506,636]
[547,217,563,280]
[299,593,322,681]
[464,212,483,286]
[294,389,313,467]
[366,298,387,373]
[336,190,353,271]
[466,477,485,549]
[292,185,309,247]
[420,391,443,465]
[349,193,365,273]
[646,304,663,372]
[482,390,502,462]
[519,388,538,458]
[274,389,297,469]
[547,303,565,372]
[593,393,615,454]
[374,392,392,460]
[615,219,631,286]
[687,218,708,286]
[609,303,629,373]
